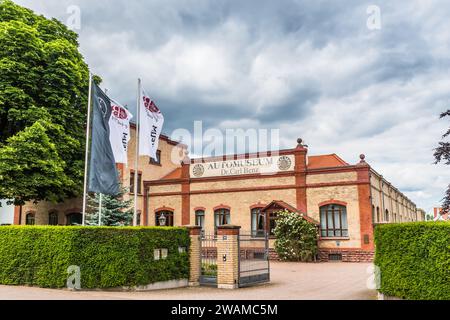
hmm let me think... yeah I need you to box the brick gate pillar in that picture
[186,226,202,286]
[294,138,308,213]
[217,225,241,289]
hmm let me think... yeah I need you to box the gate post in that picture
[186,226,202,286]
[217,225,241,289]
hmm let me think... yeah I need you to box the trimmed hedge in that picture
[0,226,190,289]
[374,222,450,300]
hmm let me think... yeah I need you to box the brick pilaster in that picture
[181,158,190,225]
[294,140,308,213]
[217,225,240,289]
[13,205,21,225]
[143,186,148,226]
[116,163,125,182]
[356,156,374,251]
[186,226,202,286]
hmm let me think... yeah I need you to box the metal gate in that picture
[200,233,217,286]
[238,233,270,287]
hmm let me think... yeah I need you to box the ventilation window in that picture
[329,253,342,261]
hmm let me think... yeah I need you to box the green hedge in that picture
[374,222,450,300]
[0,226,190,289]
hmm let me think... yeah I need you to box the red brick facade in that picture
[19,133,423,263]
[318,248,375,262]
[145,140,382,262]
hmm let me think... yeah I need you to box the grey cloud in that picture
[257,87,320,124]
[13,0,450,212]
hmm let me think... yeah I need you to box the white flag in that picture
[109,100,133,164]
[139,88,164,160]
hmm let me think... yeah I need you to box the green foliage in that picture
[273,209,318,261]
[0,226,190,289]
[0,0,90,203]
[201,263,217,276]
[374,222,450,300]
[0,119,78,204]
[86,186,134,226]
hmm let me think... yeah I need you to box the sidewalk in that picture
[0,262,377,300]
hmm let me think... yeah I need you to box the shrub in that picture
[201,263,217,276]
[0,226,190,289]
[273,209,318,261]
[374,222,450,300]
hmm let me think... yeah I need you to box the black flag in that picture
[88,83,120,195]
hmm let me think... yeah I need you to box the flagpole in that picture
[81,72,93,226]
[98,193,102,226]
[133,78,141,226]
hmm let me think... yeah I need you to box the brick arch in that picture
[213,204,231,211]
[250,203,266,210]
[154,207,175,226]
[154,206,174,213]
[65,210,82,225]
[64,208,82,215]
[48,210,59,226]
[24,211,36,225]
[48,210,59,218]
[318,200,348,207]
[193,206,206,212]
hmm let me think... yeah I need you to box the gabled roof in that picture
[261,200,320,225]
[307,154,349,169]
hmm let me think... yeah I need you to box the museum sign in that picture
[190,155,295,178]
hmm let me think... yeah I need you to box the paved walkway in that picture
[0,262,376,300]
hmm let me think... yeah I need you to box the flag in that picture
[109,99,133,165]
[88,83,120,195]
[139,88,164,160]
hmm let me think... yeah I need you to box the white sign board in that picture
[190,155,295,178]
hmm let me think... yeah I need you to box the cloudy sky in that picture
[14,0,450,213]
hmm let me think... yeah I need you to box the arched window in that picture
[376,207,380,222]
[195,210,205,230]
[319,204,348,237]
[48,212,58,226]
[385,209,389,222]
[25,213,35,225]
[214,208,230,230]
[251,207,265,237]
[268,211,278,236]
[155,210,174,226]
[372,205,375,223]
[66,212,82,225]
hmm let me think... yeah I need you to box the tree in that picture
[0,119,76,205]
[85,186,134,226]
[273,210,318,262]
[434,110,450,211]
[0,0,90,202]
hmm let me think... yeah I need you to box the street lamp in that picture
[159,212,167,226]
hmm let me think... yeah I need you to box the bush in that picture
[201,263,217,276]
[0,226,190,289]
[273,210,318,261]
[374,222,450,300]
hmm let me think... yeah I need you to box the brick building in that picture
[433,207,449,221]
[16,127,424,262]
